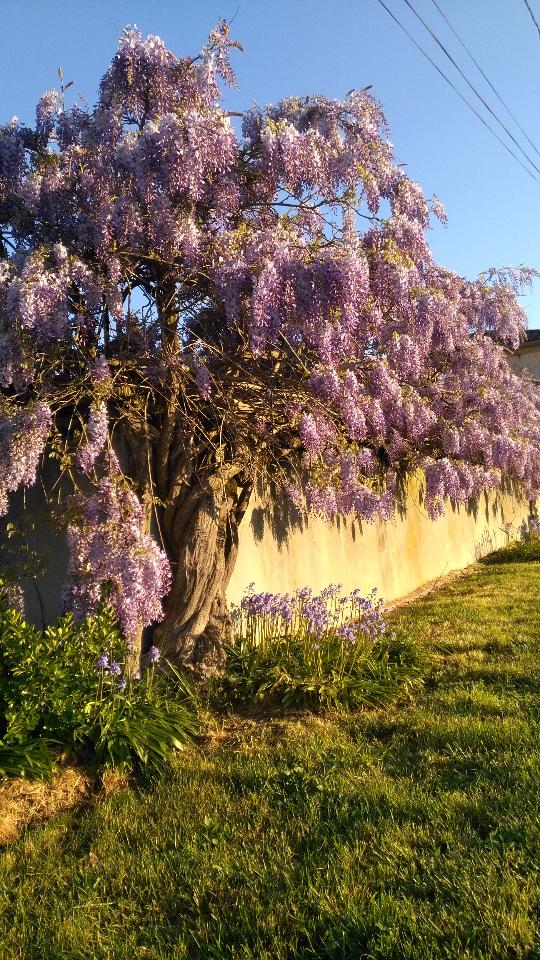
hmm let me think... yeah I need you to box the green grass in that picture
[1,539,540,959]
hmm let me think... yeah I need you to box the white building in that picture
[508,330,540,384]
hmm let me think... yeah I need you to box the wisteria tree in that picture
[0,22,538,668]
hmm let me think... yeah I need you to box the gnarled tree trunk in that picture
[149,279,256,672]
[154,468,252,672]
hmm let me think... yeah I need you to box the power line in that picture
[375,0,540,184]
[399,0,540,177]
[523,0,540,40]
[430,0,540,160]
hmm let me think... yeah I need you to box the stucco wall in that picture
[5,465,536,627]
[227,477,535,607]
[507,344,540,382]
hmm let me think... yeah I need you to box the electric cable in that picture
[375,0,540,183]
[523,0,540,41]
[400,0,540,176]
[430,0,540,160]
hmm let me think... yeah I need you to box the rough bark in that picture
[150,280,255,672]
[154,469,252,673]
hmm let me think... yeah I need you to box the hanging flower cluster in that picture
[77,401,109,474]
[0,402,52,515]
[65,465,171,639]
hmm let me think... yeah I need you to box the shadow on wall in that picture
[250,478,306,547]
[474,529,500,561]
[249,478,373,549]
[0,430,148,630]
[233,472,537,608]
[480,513,540,565]
[248,474,522,555]
[0,454,68,629]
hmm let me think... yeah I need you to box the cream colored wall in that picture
[227,477,535,606]
[6,465,536,626]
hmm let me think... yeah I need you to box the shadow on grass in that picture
[481,541,540,565]
[455,668,540,694]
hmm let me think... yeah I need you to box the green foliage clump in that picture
[0,738,53,780]
[222,585,428,710]
[0,593,198,780]
[224,631,427,710]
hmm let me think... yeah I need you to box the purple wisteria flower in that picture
[90,355,111,384]
[195,362,212,399]
[77,401,108,474]
[0,401,52,516]
[65,466,171,640]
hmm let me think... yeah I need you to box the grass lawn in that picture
[1,539,540,959]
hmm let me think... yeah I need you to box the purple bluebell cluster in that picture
[339,625,356,644]
[96,651,125,680]
[302,595,333,638]
[350,587,387,641]
[238,582,388,649]
[96,652,129,695]
[147,645,161,664]
[241,587,295,623]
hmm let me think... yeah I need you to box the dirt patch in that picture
[0,764,132,846]
[0,764,92,845]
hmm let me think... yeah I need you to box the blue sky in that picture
[1,0,539,325]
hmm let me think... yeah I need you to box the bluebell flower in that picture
[147,645,161,663]
[321,583,342,599]
[109,660,122,676]
[96,652,109,670]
